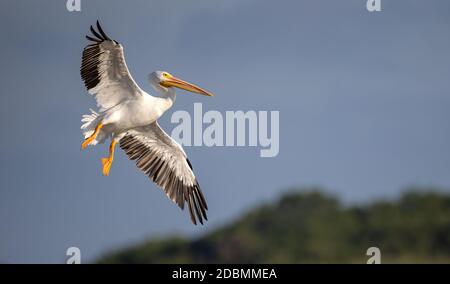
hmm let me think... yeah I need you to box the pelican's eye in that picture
[162,72,169,78]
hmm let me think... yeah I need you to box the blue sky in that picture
[0,0,449,263]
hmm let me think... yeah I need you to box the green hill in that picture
[98,188,450,264]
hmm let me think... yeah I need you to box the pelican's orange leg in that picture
[101,140,117,176]
[81,123,103,149]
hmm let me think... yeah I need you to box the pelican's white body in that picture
[103,91,173,131]
[82,72,175,145]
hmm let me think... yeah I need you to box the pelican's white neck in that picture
[162,87,176,106]
[148,74,176,113]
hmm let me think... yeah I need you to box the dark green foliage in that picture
[98,188,450,264]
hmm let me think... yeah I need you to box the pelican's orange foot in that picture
[101,139,116,176]
[102,157,113,176]
[81,136,95,149]
[81,123,103,150]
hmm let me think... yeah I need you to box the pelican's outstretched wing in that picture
[80,21,143,111]
[119,122,208,225]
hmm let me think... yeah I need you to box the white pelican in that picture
[80,21,213,225]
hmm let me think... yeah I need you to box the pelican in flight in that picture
[80,21,213,225]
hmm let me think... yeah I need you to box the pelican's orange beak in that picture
[161,74,214,97]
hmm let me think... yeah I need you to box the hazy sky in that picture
[1,0,449,263]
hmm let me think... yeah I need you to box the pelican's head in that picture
[149,71,214,97]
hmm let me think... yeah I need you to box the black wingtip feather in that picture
[192,193,204,225]
[185,183,208,225]
[96,20,111,41]
[195,183,208,210]
[186,158,193,170]
[90,25,103,41]
[85,21,114,44]
[85,35,101,42]
[187,194,197,225]
[194,189,208,220]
